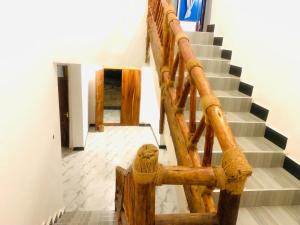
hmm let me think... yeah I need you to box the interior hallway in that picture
[62,126,184,213]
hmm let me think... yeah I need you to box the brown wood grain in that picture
[121,69,141,125]
[95,69,104,132]
[155,213,219,225]
[160,166,216,186]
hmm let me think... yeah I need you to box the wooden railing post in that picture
[132,144,158,225]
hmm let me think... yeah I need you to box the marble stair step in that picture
[186,90,252,112]
[213,167,300,207]
[206,72,241,90]
[190,44,221,58]
[198,137,284,167]
[197,57,230,73]
[55,211,117,225]
[185,111,266,137]
[237,205,300,225]
[186,31,214,45]
[175,72,240,91]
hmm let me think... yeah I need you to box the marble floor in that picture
[104,110,120,123]
[62,126,183,213]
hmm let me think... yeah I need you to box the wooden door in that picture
[121,69,141,125]
[95,69,104,131]
[58,66,69,147]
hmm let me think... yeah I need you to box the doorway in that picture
[57,65,69,147]
[104,69,122,124]
[95,68,141,130]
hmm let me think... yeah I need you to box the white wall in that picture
[0,0,148,224]
[209,0,300,163]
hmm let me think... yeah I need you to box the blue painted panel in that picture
[178,0,203,22]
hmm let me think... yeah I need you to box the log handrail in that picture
[115,0,252,224]
[146,0,252,224]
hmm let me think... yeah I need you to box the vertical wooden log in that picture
[159,90,165,134]
[95,70,104,132]
[168,33,175,69]
[189,83,197,135]
[170,53,179,84]
[218,190,241,225]
[177,80,190,110]
[176,54,185,101]
[202,125,214,166]
[190,116,205,145]
[132,144,158,225]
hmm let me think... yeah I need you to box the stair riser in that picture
[186,32,214,45]
[199,152,284,168]
[213,189,300,207]
[201,59,230,73]
[190,121,266,137]
[191,45,221,58]
[207,76,240,90]
[186,96,252,112]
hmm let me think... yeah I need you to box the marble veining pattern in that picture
[62,126,180,213]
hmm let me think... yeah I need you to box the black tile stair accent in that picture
[213,37,223,46]
[207,24,215,32]
[264,126,288,149]
[221,49,232,60]
[283,156,300,180]
[73,147,84,151]
[250,103,269,121]
[229,65,242,77]
[239,81,253,96]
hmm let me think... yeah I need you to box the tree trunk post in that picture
[132,144,159,225]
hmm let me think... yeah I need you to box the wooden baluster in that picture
[189,82,197,135]
[168,33,175,70]
[159,89,165,134]
[177,80,190,111]
[202,124,214,167]
[176,54,185,101]
[170,52,179,84]
[133,144,158,225]
[190,116,205,145]
[218,191,241,225]
[154,0,160,21]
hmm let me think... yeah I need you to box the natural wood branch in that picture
[190,116,206,145]
[159,166,216,186]
[189,83,197,134]
[203,125,214,167]
[176,80,190,111]
[176,54,185,101]
[155,213,219,225]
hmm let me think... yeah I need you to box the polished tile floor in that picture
[62,126,183,213]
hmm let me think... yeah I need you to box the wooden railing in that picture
[115,0,252,224]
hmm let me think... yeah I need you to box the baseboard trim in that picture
[250,103,269,121]
[283,156,300,180]
[264,126,288,150]
[213,37,223,46]
[221,49,232,60]
[238,81,253,96]
[73,146,84,151]
[229,65,242,77]
[159,145,167,150]
[206,24,215,32]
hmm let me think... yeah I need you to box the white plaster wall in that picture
[0,0,148,224]
[209,0,300,163]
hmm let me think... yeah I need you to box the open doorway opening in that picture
[57,65,70,149]
[104,69,122,124]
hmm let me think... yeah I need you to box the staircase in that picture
[54,211,117,225]
[184,30,300,224]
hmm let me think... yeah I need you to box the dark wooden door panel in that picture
[58,66,69,147]
[121,69,141,125]
[95,69,104,131]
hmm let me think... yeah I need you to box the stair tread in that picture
[213,90,251,98]
[237,205,300,225]
[198,137,283,153]
[246,167,300,190]
[185,111,265,123]
[205,72,240,79]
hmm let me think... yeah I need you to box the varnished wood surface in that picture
[95,70,104,132]
[155,213,219,225]
[121,69,141,125]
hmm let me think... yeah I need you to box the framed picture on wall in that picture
[178,0,204,22]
